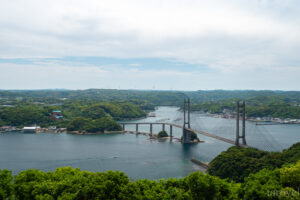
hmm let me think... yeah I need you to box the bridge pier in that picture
[235,101,240,146]
[183,128,192,143]
[136,123,138,132]
[150,123,153,135]
[118,122,248,148]
[235,101,247,146]
[242,101,247,145]
[183,98,192,143]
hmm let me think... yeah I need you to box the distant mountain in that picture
[1,89,300,106]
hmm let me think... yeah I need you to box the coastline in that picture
[190,111,300,125]
[67,130,125,135]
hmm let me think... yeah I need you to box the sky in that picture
[0,0,300,90]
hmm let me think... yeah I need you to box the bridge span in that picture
[119,122,248,148]
[119,99,249,148]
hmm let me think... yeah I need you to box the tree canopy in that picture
[208,142,300,183]
[1,160,300,199]
[157,130,168,138]
[190,96,300,119]
[0,101,146,132]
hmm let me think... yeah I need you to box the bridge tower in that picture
[183,98,191,143]
[235,101,247,146]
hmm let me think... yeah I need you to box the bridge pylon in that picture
[235,101,247,146]
[183,98,192,143]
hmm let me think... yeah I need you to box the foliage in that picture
[242,168,282,200]
[4,162,300,200]
[241,162,300,200]
[280,161,300,191]
[0,105,55,127]
[61,101,146,121]
[4,167,242,200]
[184,172,240,200]
[0,100,145,132]
[2,89,300,106]
[66,116,122,132]
[0,143,300,199]
[0,118,4,126]
[208,142,300,183]
[0,89,188,106]
[190,95,300,119]
[190,131,199,141]
[280,142,300,164]
[157,130,168,138]
[0,169,13,199]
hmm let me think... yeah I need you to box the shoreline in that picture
[67,130,125,135]
[190,111,300,125]
[190,158,209,170]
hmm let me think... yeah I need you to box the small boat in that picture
[147,113,156,117]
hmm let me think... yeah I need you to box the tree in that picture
[242,169,282,200]
[1,142,300,199]
[280,161,300,191]
[208,143,300,182]
[66,117,90,131]
[190,131,199,141]
[82,105,107,119]
[158,131,168,138]
[0,169,13,199]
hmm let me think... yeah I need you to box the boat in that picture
[147,113,156,117]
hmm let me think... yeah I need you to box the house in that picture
[0,126,12,132]
[51,110,63,120]
[23,127,40,133]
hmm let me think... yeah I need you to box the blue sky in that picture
[0,57,210,72]
[0,0,300,90]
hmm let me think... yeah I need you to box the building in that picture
[51,110,63,120]
[0,126,12,132]
[23,127,40,133]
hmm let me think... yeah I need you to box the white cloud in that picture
[0,0,300,89]
[1,62,299,90]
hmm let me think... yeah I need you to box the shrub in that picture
[0,169,13,199]
[208,142,300,183]
[190,131,199,141]
[157,131,168,138]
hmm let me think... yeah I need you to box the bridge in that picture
[119,99,248,148]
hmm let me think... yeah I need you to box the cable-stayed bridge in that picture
[119,99,284,152]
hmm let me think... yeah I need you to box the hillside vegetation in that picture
[0,150,299,199]
[208,142,300,183]
[0,101,146,132]
[1,89,300,106]
[191,95,300,119]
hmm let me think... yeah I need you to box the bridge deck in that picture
[119,122,248,148]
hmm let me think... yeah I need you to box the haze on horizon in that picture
[1,0,300,91]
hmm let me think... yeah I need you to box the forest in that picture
[190,95,300,119]
[1,89,300,119]
[0,142,299,200]
[208,142,300,182]
[0,100,147,132]
[1,89,300,106]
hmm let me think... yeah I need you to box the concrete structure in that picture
[235,101,247,146]
[183,98,192,143]
[119,122,248,147]
[119,99,248,148]
[23,127,39,133]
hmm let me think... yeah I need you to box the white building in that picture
[23,127,39,133]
